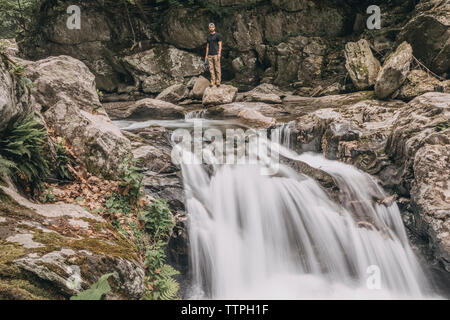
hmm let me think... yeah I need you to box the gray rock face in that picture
[386,92,450,272]
[238,109,276,129]
[398,69,443,101]
[344,39,381,90]
[123,45,204,94]
[24,55,101,111]
[202,85,238,105]
[398,1,450,75]
[44,99,132,179]
[242,83,286,104]
[375,42,413,99]
[156,84,189,104]
[104,98,184,120]
[192,76,210,99]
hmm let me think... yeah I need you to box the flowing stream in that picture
[115,116,438,299]
[180,122,437,300]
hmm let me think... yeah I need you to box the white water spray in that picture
[177,122,437,299]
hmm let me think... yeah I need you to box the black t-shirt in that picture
[207,32,223,55]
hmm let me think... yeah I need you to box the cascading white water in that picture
[178,122,438,299]
[185,109,207,120]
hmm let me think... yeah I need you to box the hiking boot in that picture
[216,82,221,87]
[210,81,215,87]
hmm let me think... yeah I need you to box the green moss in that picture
[0,188,42,221]
[69,238,138,261]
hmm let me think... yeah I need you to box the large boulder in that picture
[23,55,131,179]
[238,109,276,129]
[344,39,381,90]
[103,98,184,120]
[156,84,189,104]
[375,42,413,99]
[386,92,450,272]
[192,76,210,99]
[202,85,238,106]
[24,55,101,112]
[398,69,443,101]
[397,1,450,76]
[44,99,132,179]
[123,45,204,94]
[242,83,286,104]
[0,185,145,300]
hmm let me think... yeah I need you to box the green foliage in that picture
[41,187,56,204]
[96,89,104,102]
[143,263,180,300]
[437,121,450,132]
[55,140,72,180]
[0,113,49,193]
[70,273,114,300]
[0,0,39,38]
[105,192,131,215]
[139,199,175,242]
[119,159,144,204]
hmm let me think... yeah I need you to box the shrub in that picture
[0,113,49,193]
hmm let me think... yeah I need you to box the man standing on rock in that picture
[205,23,223,87]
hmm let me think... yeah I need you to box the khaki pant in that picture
[208,55,221,84]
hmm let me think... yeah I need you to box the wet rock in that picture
[202,85,238,106]
[156,83,189,104]
[344,39,381,90]
[103,98,184,120]
[208,102,287,118]
[398,69,443,101]
[0,186,145,300]
[375,42,413,99]
[237,109,276,129]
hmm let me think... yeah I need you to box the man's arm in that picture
[205,43,209,58]
[218,41,222,58]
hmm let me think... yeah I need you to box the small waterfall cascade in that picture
[185,109,207,120]
[175,121,437,300]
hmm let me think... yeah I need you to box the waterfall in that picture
[185,109,207,120]
[272,121,294,148]
[177,123,437,300]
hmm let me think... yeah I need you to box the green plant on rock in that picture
[70,273,114,300]
[139,199,175,242]
[143,241,179,300]
[0,113,49,193]
[119,159,144,204]
[55,140,72,180]
[41,187,56,204]
[437,121,450,132]
[140,199,179,300]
